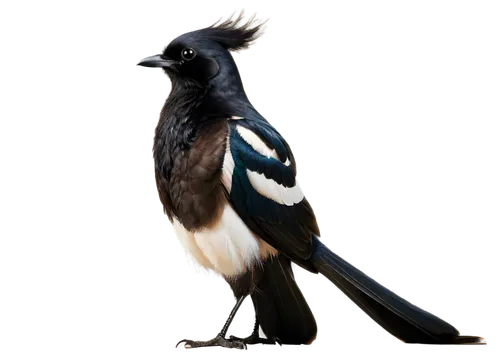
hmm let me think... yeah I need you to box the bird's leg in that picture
[176,296,247,349]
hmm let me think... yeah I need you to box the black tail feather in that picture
[251,254,317,345]
[310,237,484,344]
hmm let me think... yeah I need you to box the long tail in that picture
[310,237,485,344]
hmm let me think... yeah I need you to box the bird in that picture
[138,13,485,349]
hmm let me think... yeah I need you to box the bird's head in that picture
[138,14,265,93]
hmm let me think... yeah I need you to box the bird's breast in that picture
[155,117,228,229]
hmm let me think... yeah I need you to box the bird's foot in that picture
[243,332,281,346]
[176,334,247,349]
[226,331,281,346]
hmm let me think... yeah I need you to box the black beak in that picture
[137,54,179,68]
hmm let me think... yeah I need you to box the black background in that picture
[113,2,494,352]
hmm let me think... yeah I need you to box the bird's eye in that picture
[181,48,196,61]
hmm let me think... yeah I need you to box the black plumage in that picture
[138,13,484,349]
[251,254,317,345]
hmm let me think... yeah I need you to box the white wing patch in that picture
[221,135,235,192]
[247,170,304,206]
[236,125,290,166]
[232,124,303,206]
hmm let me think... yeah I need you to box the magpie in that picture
[138,14,484,349]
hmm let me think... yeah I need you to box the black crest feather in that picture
[203,9,269,53]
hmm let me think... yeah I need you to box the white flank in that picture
[194,205,261,277]
[172,219,214,271]
[172,205,270,278]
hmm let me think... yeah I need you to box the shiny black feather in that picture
[230,127,295,187]
[252,255,317,344]
[226,121,319,270]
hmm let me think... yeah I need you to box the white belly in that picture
[172,204,275,277]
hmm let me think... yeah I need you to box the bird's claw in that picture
[225,332,281,347]
[243,333,281,347]
[176,334,247,349]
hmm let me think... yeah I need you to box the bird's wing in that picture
[221,118,320,267]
